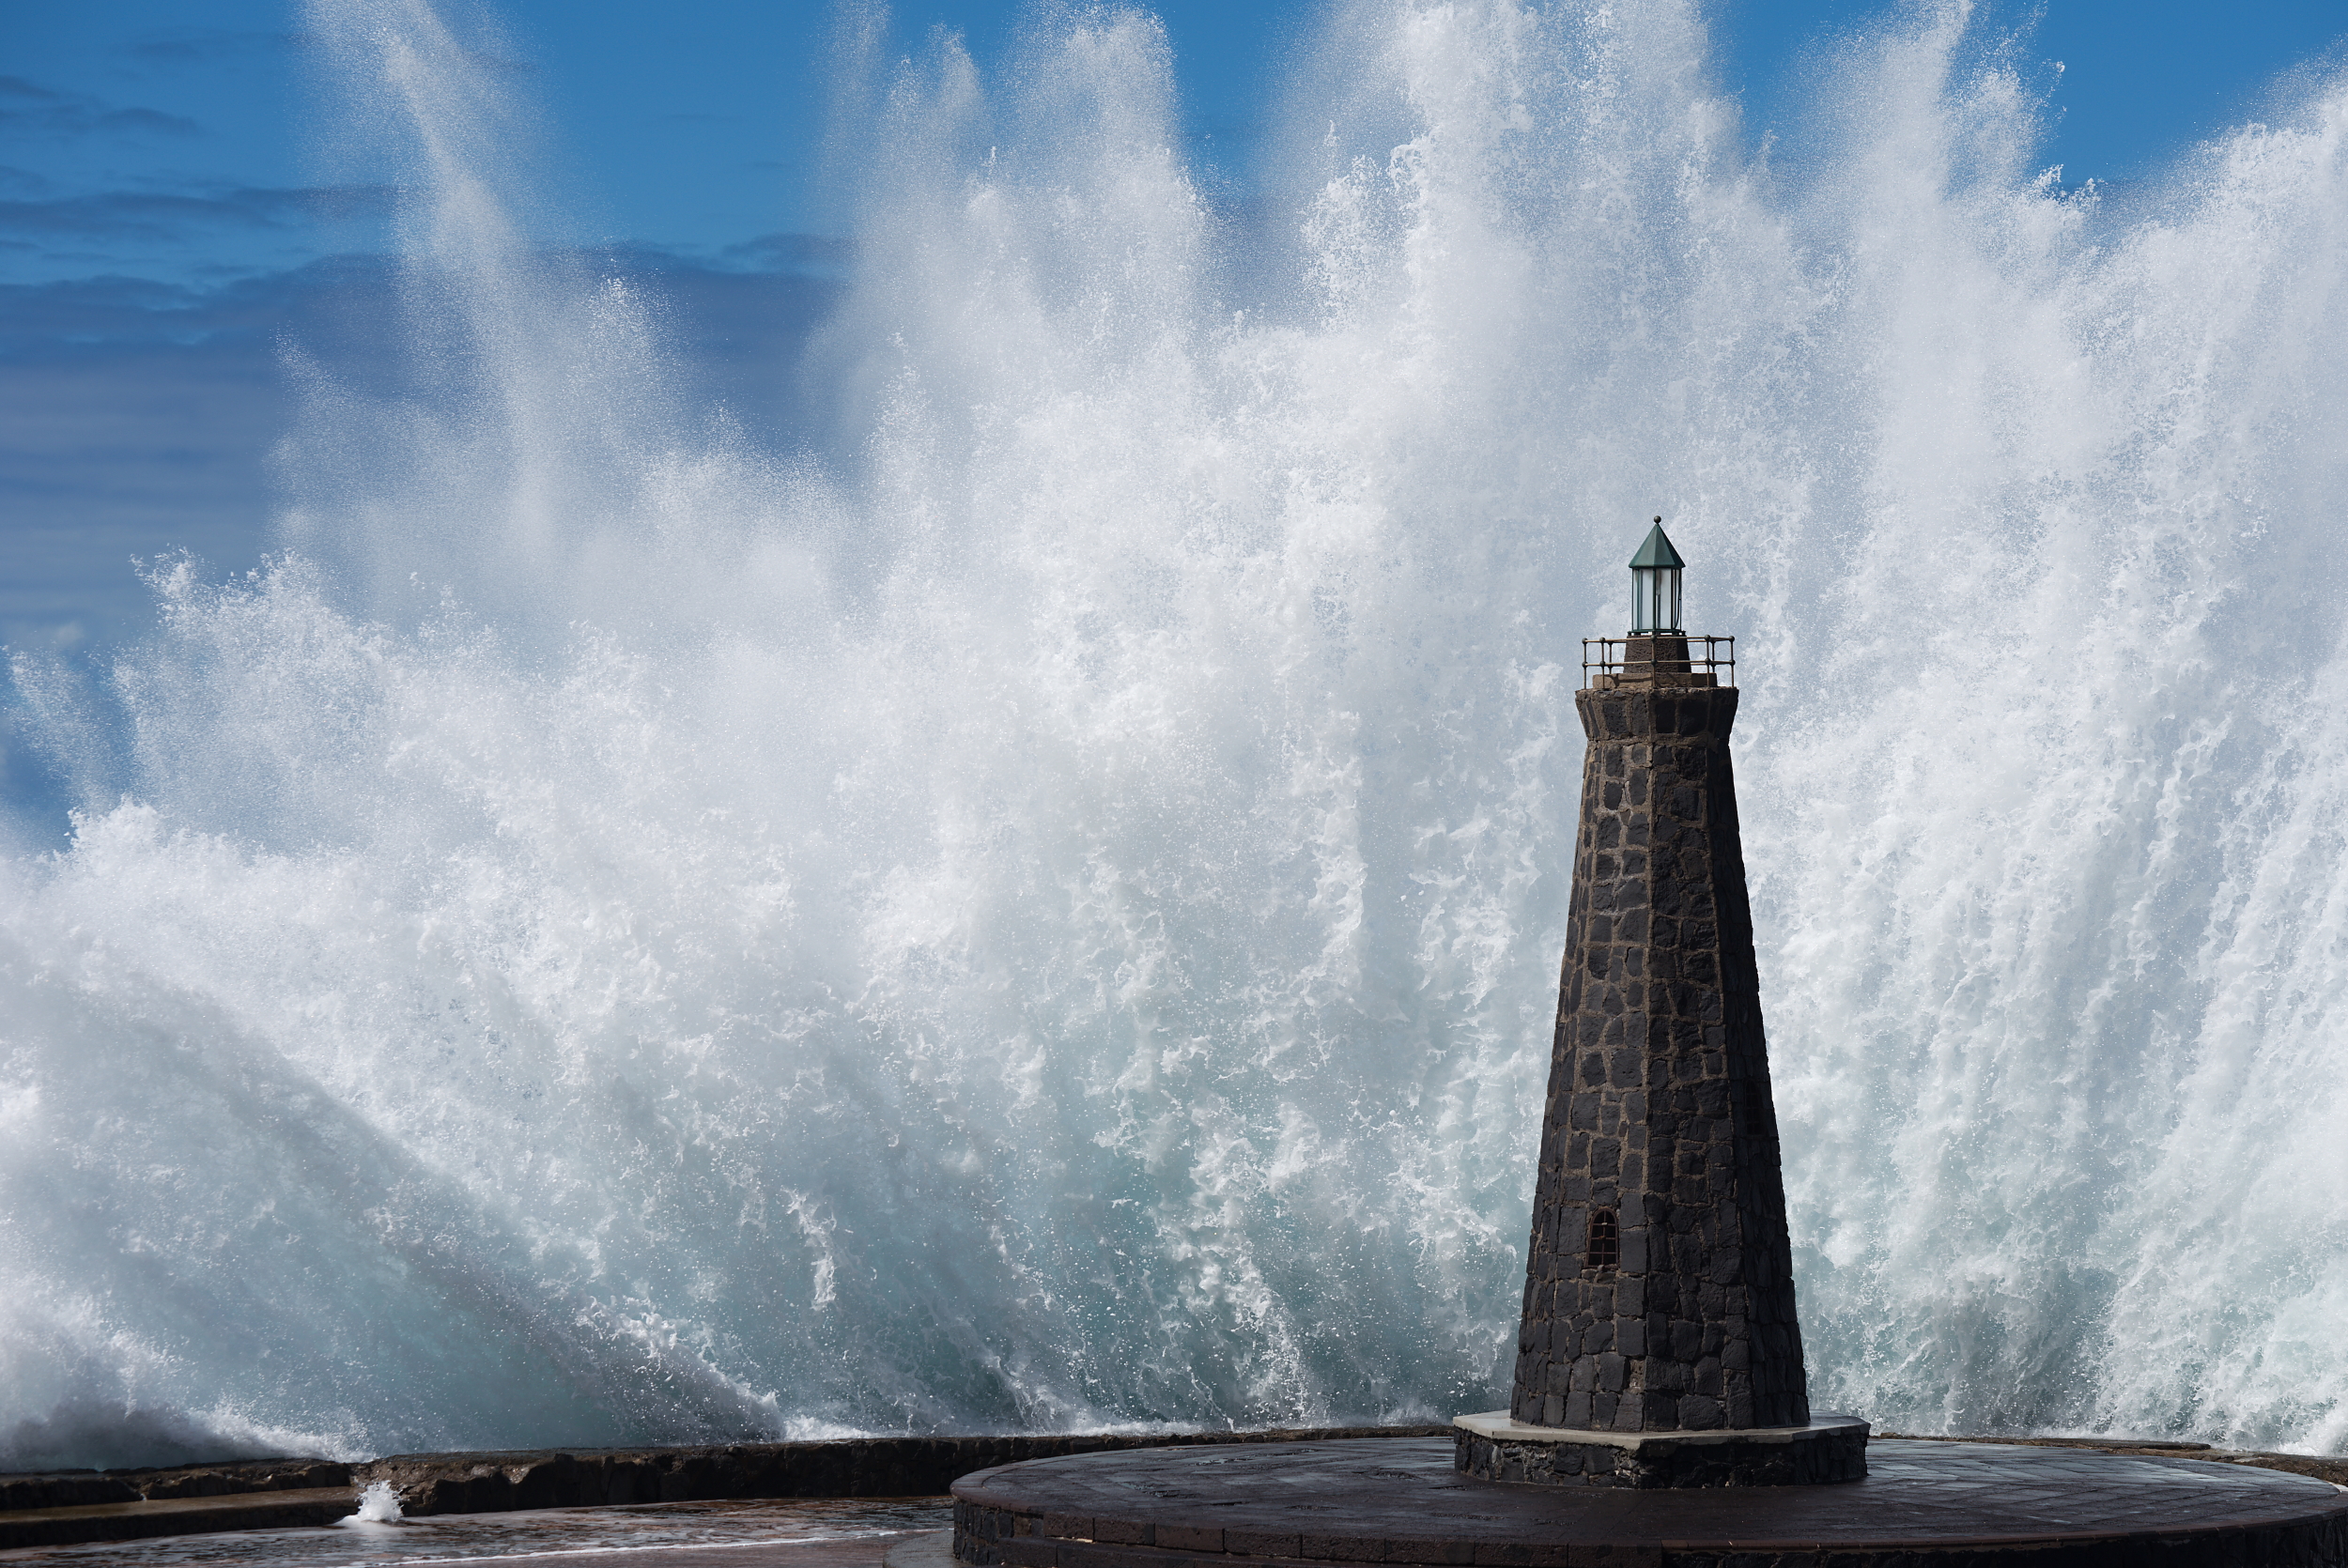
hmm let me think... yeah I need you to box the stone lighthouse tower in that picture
[1455,520,1866,1488]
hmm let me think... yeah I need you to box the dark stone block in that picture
[1225,1530,1301,1558]
[1155,1525,1223,1553]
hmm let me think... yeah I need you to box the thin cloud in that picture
[719,232,855,274]
[0,186,399,242]
[0,77,200,141]
[121,29,311,64]
[0,273,210,341]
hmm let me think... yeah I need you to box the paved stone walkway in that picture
[954,1437,2348,1566]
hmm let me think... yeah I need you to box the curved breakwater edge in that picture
[4,1431,2347,1552]
[5,1431,2348,1551]
[0,1428,1444,1548]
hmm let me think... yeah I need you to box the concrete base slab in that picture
[1451,1408,1869,1486]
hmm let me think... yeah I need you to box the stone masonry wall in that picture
[1508,684,1809,1433]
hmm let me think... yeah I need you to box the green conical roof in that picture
[1629,517,1685,569]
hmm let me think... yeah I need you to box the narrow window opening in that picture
[1585,1207,1619,1270]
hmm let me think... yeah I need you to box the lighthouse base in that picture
[948,1437,2348,1568]
[1451,1408,1869,1487]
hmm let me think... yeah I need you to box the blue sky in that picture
[2,0,2343,659]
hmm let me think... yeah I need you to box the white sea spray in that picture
[3,0,2346,1465]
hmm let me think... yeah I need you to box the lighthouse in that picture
[1454,520,1867,1487]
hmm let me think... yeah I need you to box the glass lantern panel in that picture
[1631,566,1682,634]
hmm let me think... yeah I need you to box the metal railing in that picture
[1582,635,1736,688]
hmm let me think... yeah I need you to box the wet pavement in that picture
[0,1496,951,1567]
